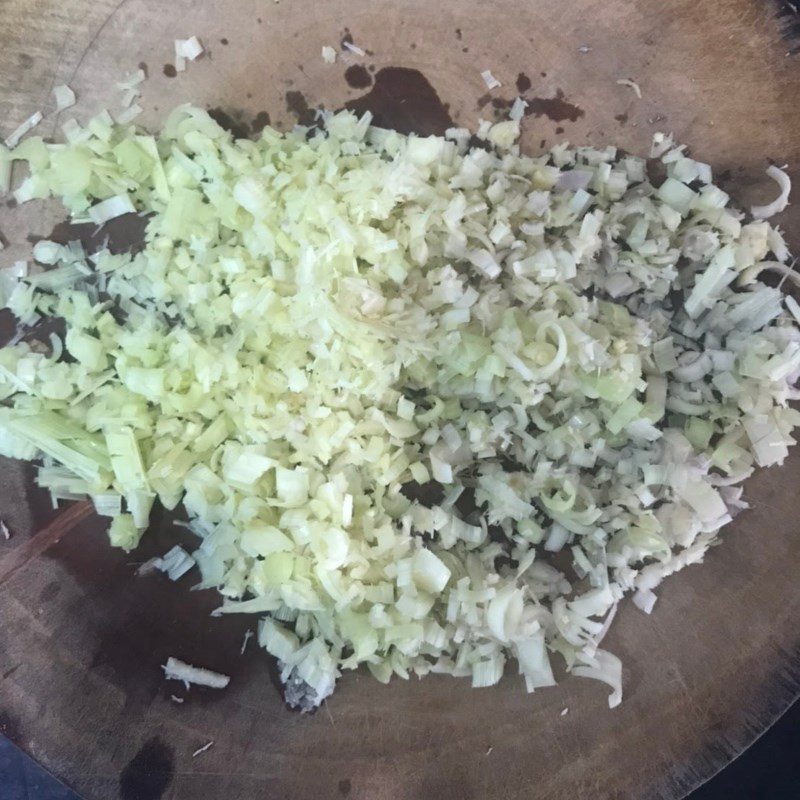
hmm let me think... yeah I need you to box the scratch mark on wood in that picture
[0,500,93,588]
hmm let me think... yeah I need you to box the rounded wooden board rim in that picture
[1,1,800,799]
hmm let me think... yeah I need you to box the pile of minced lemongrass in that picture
[0,102,797,709]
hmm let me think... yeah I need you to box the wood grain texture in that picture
[1,2,800,799]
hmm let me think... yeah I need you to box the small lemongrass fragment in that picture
[481,69,502,90]
[5,111,43,148]
[509,97,528,121]
[751,165,791,220]
[156,546,196,581]
[321,45,337,64]
[176,36,204,62]
[53,85,76,111]
[114,105,143,125]
[616,78,642,99]
[163,657,230,689]
[192,741,214,758]
[342,41,366,57]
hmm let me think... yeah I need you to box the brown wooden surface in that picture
[1,2,800,799]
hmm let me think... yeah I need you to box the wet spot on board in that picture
[46,505,262,709]
[410,42,417,50]
[615,112,628,125]
[220,37,229,45]
[38,581,61,603]
[285,91,317,126]
[526,89,584,122]
[338,778,353,796]
[646,157,668,185]
[49,214,149,256]
[462,47,469,53]
[163,64,177,78]
[455,28,463,40]
[51,214,145,255]
[138,62,148,78]
[18,53,34,70]
[6,199,17,209]
[344,67,454,136]
[476,93,492,109]
[516,72,532,94]
[344,64,373,89]
[401,480,445,507]
[539,138,547,148]
[119,737,174,800]
[207,108,251,139]
[252,111,271,135]
[555,126,564,135]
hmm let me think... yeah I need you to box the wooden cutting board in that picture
[1,1,800,798]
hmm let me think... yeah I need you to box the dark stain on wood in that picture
[207,107,251,139]
[251,110,271,135]
[526,89,584,122]
[344,64,373,89]
[344,67,454,136]
[516,72,532,93]
[162,63,177,78]
[285,91,317,126]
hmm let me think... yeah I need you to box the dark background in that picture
[1,698,798,799]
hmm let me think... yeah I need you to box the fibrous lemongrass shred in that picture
[163,657,230,689]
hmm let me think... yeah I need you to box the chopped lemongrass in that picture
[88,194,136,224]
[1,105,797,713]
